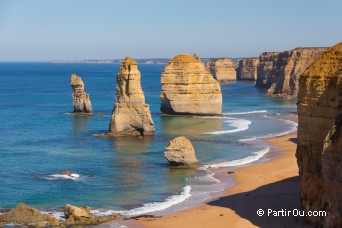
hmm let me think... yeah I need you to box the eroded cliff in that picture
[109,57,154,136]
[160,54,222,115]
[296,42,342,227]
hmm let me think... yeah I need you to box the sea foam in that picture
[205,117,251,135]
[45,173,80,180]
[223,110,267,115]
[204,147,270,169]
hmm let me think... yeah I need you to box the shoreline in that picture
[129,116,307,227]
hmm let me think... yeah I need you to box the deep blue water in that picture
[0,63,297,215]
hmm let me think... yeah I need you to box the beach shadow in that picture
[289,137,298,144]
[208,176,310,227]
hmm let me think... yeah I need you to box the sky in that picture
[0,0,341,61]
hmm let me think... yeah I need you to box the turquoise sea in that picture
[0,63,297,216]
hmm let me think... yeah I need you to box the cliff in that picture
[70,74,92,113]
[160,54,222,115]
[109,57,154,136]
[256,52,280,88]
[236,57,259,80]
[296,42,342,227]
[267,47,327,97]
[205,58,237,81]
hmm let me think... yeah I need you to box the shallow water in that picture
[0,63,297,215]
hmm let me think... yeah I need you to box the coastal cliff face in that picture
[160,54,222,115]
[236,58,259,80]
[267,47,327,97]
[109,57,154,136]
[205,58,237,81]
[296,43,342,227]
[256,52,279,88]
[70,74,92,113]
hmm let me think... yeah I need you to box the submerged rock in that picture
[70,74,92,113]
[109,57,154,136]
[0,203,58,226]
[205,58,237,81]
[164,136,200,167]
[236,57,259,80]
[61,168,72,177]
[296,42,342,227]
[160,54,222,115]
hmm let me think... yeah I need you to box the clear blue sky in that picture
[0,0,341,61]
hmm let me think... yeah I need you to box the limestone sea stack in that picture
[205,58,237,81]
[70,74,92,113]
[267,47,327,96]
[164,136,199,167]
[160,54,222,115]
[236,57,259,80]
[109,57,154,136]
[296,42,342,227]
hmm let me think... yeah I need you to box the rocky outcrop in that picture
[70,74,92,113]
[164,136,199,167]
[236,57,259,80]
[0,203,59,226]
[267,47,327,97]
[296,42,342,227]
[63,204,119,226]
[205,58,237,81]
[160,54,222,115]
[109,57,154,136]
[256,52,280,87]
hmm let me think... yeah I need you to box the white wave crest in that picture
[91,186,191,216]
[223,110,267,115]
[45,173,80,180]
[205,118,251,135]
[204,147,270,169]
[239,117,297,142]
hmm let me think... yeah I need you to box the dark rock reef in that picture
[296,42,342,227]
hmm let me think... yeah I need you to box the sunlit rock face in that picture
[236,57,259,81]
[70,74,92,113]
[296,42,342,227]
[160,54,222,115]
[109,57,154,136]
[206,58,236,81]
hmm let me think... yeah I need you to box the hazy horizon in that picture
[1,0,341,61]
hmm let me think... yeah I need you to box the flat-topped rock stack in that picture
[160,54,222,115]
[236,57,259,80]
[70,74,92,113]
[296,42,342,227]
[109,57,154,136]
[205,58,237,81]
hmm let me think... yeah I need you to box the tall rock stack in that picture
[160,54,222,115]
[109,57,154,136]
[70,74,92,113]
[236,57,259,80]
[267,47,327,97]
[256,52,279,88]
[205,58,236,81]
[296,43,342,227]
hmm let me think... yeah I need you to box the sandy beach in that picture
[131,121,309,227]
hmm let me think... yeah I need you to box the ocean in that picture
[0,62,297,217]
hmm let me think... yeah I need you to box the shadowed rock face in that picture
[164,136,199,167]
[236,58,259,81]
[205,58,237,81]
[256,52,280,88]
[296,42,342,227]
[109,57,154,136]
[70,74,92,113]
[160,54,222,115]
